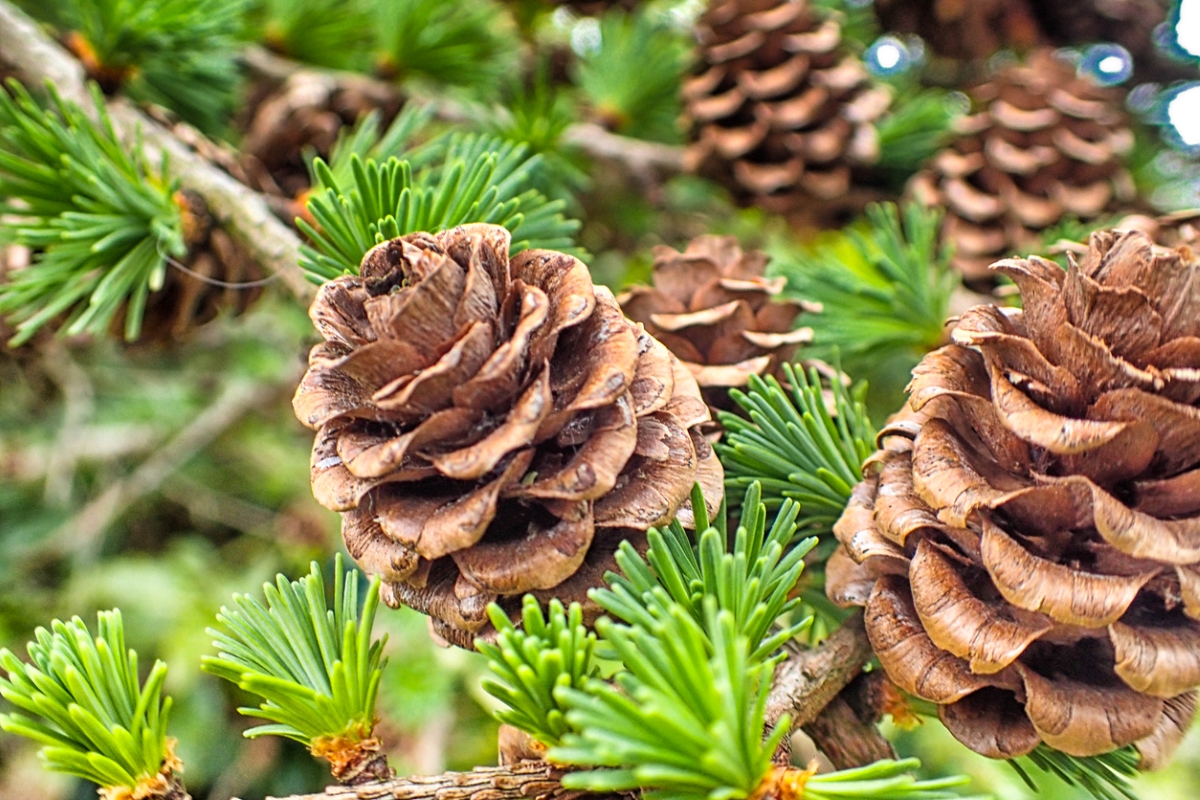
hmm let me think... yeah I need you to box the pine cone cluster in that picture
[293,224,722,648]
[683,0,891,216]
[618,235,813,411]
[826,230,1200,764]
[910,50,1135,285]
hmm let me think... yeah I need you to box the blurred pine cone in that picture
[1115,210,1200,250]
[618,235,814,412]
[826,230,1200,765]
[873,0,1041,63]
[119,190,264,343]
[910,50,1135,286]
[683,0,891,217]
[239,71,403,200]
[293,224,723,648]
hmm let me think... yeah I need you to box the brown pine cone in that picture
[874,0,1041,63]
[618,235,814,411]
[683,0,891,216]
[909,49,1136,287]
[826,230,1200,764]
[293,224,723,648]
[239,71,404,200]
[1114,210,1200,250]
[114,191,264,343]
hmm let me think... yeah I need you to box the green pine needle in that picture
[202,554,387,745]
[803,758,985,800]
[477,597,598,747]
[594,483,815,664]
[875,88,964,181]
[571,9,692,143]
[552,604,788,800]
[253,0,373,70]
[1009,745,1140,800]
[0,80,185,345]
[716,362,876,535]
[298,132,582,282]
[0,610,175,792]
[28,0,243,133]
[372,0,520,92]
[314,103,435,190]
[770,202,957,374]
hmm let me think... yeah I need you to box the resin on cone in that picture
[293,224,722,648]
[683,0,890,215]
[909,49,1135,285]
[618,234,814,412]
[827,230,1200,766]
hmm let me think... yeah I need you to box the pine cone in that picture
[909,50,1136,286]
[683,0,891,216]
[1027,0,1195,84]
[1115,210,1200,251]
[293,224,723,648]
[239,71,403,200]
[618,235,814,411]
[120,191,264,343]
[826,230,1200,765]
[873,0,1041,63]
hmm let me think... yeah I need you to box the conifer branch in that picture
[239,46,687,177]
[0,0,313,299]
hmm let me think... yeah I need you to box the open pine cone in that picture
[293,224,723,648]
[618,235,813,412]
[909,49,1135,286]
[683,0,890,216]
[826,230,1200,765]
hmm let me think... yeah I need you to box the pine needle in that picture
[298,132,582,282]
[0,80,185,345]
[716,362,876,534]
[202,554,387,745]
[0,610,175,792]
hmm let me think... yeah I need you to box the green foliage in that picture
[571,9,691,142]
[477,597,598,747]
[485,66,589,198]
[0,81,185,345]
[372,0,519,92]
[251,0,372,70]
[717,363,876,536]
[202,555,387,744]
[0,610,174,791]
[552,604,787,800]
[315,103,435,190]
[875,88,964,181]
[1010,745,1140,800]
[299,133,582,281]
[596,484,815,664]
[27,0,243,132]
[801,759,982,800]
[771,202,956,387]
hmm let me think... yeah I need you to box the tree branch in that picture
[0,0,313,299]
[765,612,874,763]
[240,45,685,177]
[800,671,896,770]
[254,616,872,800]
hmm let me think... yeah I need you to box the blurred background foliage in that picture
[0,0,1199,797]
